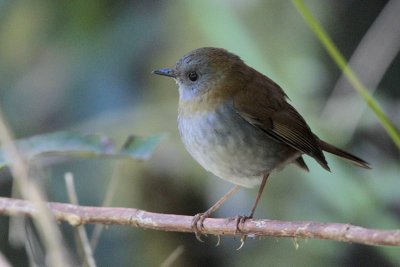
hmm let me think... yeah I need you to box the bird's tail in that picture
[318,139,371,169]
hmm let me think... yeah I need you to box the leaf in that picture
[120,133,168,160]
[0,131,165,169]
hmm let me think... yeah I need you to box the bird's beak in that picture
[152,68,176,78]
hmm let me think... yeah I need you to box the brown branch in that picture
[1,196,399,247]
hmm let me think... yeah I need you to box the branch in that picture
[1,197,399,247]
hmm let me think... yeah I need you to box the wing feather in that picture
[233,73,329,170]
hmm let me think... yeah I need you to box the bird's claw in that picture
[215,234,221,247]
[191,213,208,242]
[234,215,251,249]
[234,215,251,234]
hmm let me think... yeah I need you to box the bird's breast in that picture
[178,101,296,188]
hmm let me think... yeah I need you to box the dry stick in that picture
[90,164,121,251]
[0,197,399,247]
[64,173,97,267]
[0,108,70,267]
[90,136,135,251]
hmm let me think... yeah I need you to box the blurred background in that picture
[0,0,399,266]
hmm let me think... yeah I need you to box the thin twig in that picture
[0,197,399,247]
[64,173,97,267]
[90,136,136,251]
[0,108,70,266]
[0,250,12,267]
[160,245,184,267]
[90,164,121,251]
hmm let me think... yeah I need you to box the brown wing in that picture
[233,73,330,171]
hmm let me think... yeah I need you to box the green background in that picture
[0,1,399,266]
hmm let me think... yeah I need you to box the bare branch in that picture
[0,197,399,247]
[64,173,97,267]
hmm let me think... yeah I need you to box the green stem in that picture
[292,0,400,149]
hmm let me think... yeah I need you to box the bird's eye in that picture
[188,71,198,82]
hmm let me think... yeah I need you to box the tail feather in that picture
[318,139,371,169]
[294,156,310,172]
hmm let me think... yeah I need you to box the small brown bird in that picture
[153,47,370,241]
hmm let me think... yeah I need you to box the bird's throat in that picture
[178,85,236,117]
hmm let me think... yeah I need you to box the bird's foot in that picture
[234,215,252,250]
[234,215,251,234]
[191,212,211,242]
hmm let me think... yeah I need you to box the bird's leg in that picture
[192,185,241,242]
[235,174,269,248]
[248,173,269,219]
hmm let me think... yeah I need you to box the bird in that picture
[152,47,370,242]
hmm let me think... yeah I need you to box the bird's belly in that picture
[178,104,296,188]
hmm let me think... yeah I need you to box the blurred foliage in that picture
[0,0,398,266]
[0,131,165,168]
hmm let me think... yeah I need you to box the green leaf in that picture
[0,131,165,168]
[120,133,168,160]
